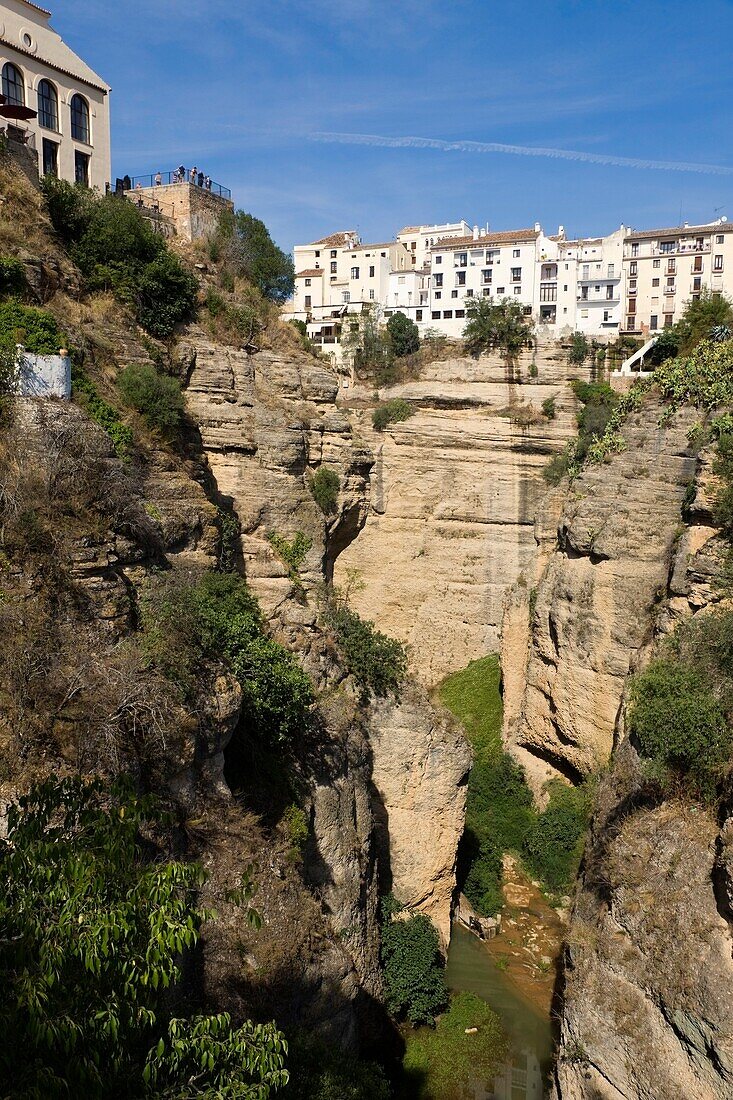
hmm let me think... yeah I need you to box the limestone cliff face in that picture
[334,345,593,685]
[506,397,699,780]
[183,331,469,948]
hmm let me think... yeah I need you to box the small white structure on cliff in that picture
[12,344,71,398]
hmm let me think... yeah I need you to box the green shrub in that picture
[0,302,63,354]
[0,776,287,1100]
[387,311,419,358]
[326,606,408,699]
[142,571,314,746]
[310,466,340,514]
[542,397,556,420]
[0,256,25,299]
[71,364,133,459]
[136,251,199,339]
[523,780,590,891]
[462,833,504,916]
[463,296,534,359]
[268,531,312,580]
[401,991,507,1100]
[282,804,309,854]
[117,362,185,439]
[628,658,732,800]
[380,896,448,1026]
[372,397,415,431]
[213,210,295,303]
[41,175,95,244]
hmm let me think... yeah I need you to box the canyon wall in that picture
[333,345,593,685]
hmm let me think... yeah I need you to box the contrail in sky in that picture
[309,131,733,176]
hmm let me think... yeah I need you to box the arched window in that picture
[37,79,58,131]
[70,94,90,143]
[2,63,25,107]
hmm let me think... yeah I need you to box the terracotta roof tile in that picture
[308,231,358,247]
[432,228,539,251]
[398,226,421,234]
[295,269,324,278]
[354,242,397,251]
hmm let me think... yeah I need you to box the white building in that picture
[397,220,471,270]
[621,219,733,335]
[0,0,111,190]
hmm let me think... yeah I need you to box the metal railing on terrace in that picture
[125,170,231,199]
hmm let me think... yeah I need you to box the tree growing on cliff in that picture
[386,311,419,358]
[214,210,295,304]
[0,776,288,1099]
[462,296,534,360]
[380,896,448,1026]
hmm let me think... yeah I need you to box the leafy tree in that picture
[463,296,533,359]
[372,397,415,431]
[462,833,504,916]
[541,397,556,419]
[0,776,288,1099]
[676,288,733,353]
[310,466,340,514]
[215,210,294,303]
[387,311,419,358]
[285,1036,391,1100]
[380,896,448,1026]
[326,605,408,700]
[0,255,26,299]
[567,331,590,365]
[137,251,200,339]
[118,362,185,439]
[523,780,590,891]
[646,325,680,366]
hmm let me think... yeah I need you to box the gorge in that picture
[3,149,733,1100]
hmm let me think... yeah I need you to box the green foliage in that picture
[646,326,680,366]
[342,307,393,381]
[142,572,314,746]
[544,379,636,483]
[117,362,185,440]
[652,338,733,414]
[268,530,313,580]
[282,804,309,855]
[439,655,503,759]
[0,301,63,354]
[310,466,340,514]
[326,605,408,700]
[400,992,507,1100]
[214,210,294,303]
[567,331,590,365]
[541,396,556,420]
[462,834,504,915]
[372,397,415,431]
[523,781,591,891]
[41,175,96,245]
[216,507,241,573]
[386,311,420,358]
[628,656,732,800]
[204,283,269,350]
[380,896,448,1026]
[285,1036,390,1100]
[463,296,534,359]
[136,251,200,339]
[676,288,733,354]
[0,776,287,1100]
[72,363,134,459]
[0,255,25,299]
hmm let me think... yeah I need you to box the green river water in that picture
[445,924,554,1099]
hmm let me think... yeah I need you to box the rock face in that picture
[368,684,471,944]
[507,398,698,779]
[334,345,594,685]
[554,742,733,1100]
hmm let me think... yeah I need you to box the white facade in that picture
[285,215,733,353]
[0,0,111,191]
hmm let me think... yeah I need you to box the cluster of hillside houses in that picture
[285,216,733,350]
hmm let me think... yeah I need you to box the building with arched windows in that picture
[0,0,110,191]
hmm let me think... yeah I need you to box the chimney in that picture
[558,224,565,238]
[534,221,541,233]
[479,227,486,238]
[473,225,479,240]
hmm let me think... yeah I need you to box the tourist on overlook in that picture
[197,170,204,187]
[177,164,185,183]
[205,176,212,191]
[154,170,162,186]
[189,166,197,184]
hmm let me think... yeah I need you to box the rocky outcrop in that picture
[334,345,594,685]
[554,741,733,1100]
[368,684,471,944]
[507,399,699,779]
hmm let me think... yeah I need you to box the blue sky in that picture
[52,0,733,252]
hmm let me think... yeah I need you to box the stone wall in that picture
[126,182,234,241]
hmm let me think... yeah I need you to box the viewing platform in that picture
[121,170,234,242]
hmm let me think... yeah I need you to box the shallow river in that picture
[446,923,554,1099]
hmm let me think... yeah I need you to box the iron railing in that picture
[124,170,231,199]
